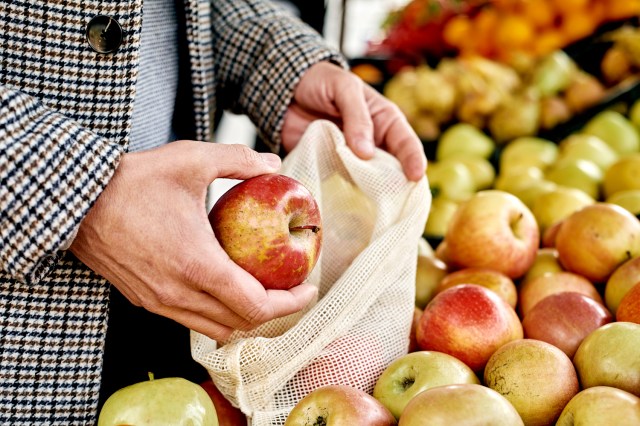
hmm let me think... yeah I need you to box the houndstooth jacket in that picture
[0,0,342,423]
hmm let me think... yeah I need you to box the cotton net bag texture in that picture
[192,119,431,425]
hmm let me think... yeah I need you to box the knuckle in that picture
[231,144,264,168]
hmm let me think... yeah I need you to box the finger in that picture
[367,87,427,182]
[333,76,375,160]
[157,305,236,342]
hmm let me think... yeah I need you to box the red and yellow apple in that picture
[284,385,396,426]
[208,174,322,290]
[484,339,579,426]
[606,256,640,317]
[617,282,640,323]
[200,379,247,426]
[435,267,517,309]
[555,203,640,284]
[522,291,612,358]
[556,386,640,425]
[416,284,523,372]
[444,190,539,279]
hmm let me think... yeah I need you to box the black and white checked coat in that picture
[0,0,343,423]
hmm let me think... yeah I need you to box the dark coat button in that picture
[86,15,123,54]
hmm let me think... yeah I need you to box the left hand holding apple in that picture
[281,62,427,182]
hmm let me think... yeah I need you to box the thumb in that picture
[188,142,282,183]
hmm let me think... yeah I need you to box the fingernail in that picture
[260,153,282,170]
[356,139,375,156]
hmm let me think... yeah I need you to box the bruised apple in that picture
[416,284,522,372]
[209,174,322,290]
[284,385,396,426]
[444,190,539,279]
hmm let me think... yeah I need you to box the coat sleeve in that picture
[0,86,125,283]
[211,0,348,151]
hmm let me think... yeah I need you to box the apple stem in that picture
[148,372,155,382]
[290,225,320,233]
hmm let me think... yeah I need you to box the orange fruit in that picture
[443,14,473,48]
[606,0,640,21]
[560,10,599,42]
[552,0,590,15]
[495,13,535,48]
[519,0,556,29]
[532,30,566,57]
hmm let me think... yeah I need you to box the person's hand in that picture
[281,61,427,182]
[69,141,317,342]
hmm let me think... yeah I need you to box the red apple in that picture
[555,203,640,283]
[616,282,640,323]
[517,271,602,318]
[284,385,396,426]
[436,267,517,309]
[444,190,539,279]
[606,256,640,317]
[208,173,322,290]
[416,284,523,372]
[522,292,613,358]
[408,307,423,353]
[484,339,580,426]
[573,322,640,397]
[200,379,247,426]
[398,383,523,425]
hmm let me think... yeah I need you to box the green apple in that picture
[453,157,496,190]
[494,166,544,195]
[398,383,523,426]
[606,256,640,317]
[415,254,448,309]
[98,375,218,426]
[557,134,619,172]
[373,351,480,420]
[573,322,640,397]
[484,339,579,426]
[424,197,459,238]
[582,110,640,156]
[498,136,559,175]
[520,247,564,285]
[629,98,640,130]
[607,189,640,216]
[530,50,577,97]
[556,386,640,426]
[435,123,496,161]
[530,186,595,234]
[545,158,603,200]
[603,153,640,199]
[426,161,475,202]
[285,385,396,426]
[510,180,558,210]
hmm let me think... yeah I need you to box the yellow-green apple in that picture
[573,322,640,397]
[397,384,523,426]
[617,282,640,323]
[423,197,459,239]
[484,339,580,426]
[416,284,523,372]
[631,98,640,129]
[603,153,640,199]
[605,256,640,317]
[498,136,559,175]
[520,247,564,285]
[373,351,480,420]
[454,157,496,190]
[557,134,618,172]
[444,190,539,279]
[522,292,612,358]
[98,375,218,426]
[208,173,322,290]
[555,203,640,283]
[415,255,448,309]
[510,180,557,211]
[564,70,606,113]
[408,307,423,353]
[607,189,640,216]
[494,166,544,195]
[544,158,603,200]
[582,110,640,156]
[530,186,595,235]
[284,385,396,426]
[417,237,433,257]
[426,160,475,202]
[556,386,640,426]
[517,271,602,318]
[435,122,496,161]
[200,380,247,426]
[435,267,517,309]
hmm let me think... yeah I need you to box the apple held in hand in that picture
[416,284,523,372]
[373,350,480,419]
[98,375,218,426]
[284,385,396,426]
[444,190,539,279]
[209,174,322,290]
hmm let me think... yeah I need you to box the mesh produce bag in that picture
[192,120,431,425]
